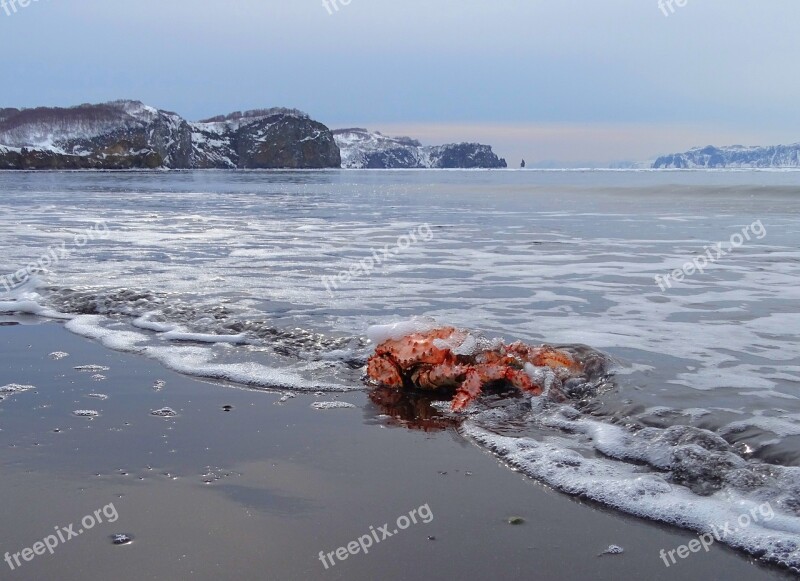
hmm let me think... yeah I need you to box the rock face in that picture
[0,102,509,170]
[191,109,341,169]
[0,144,162,170]
[0,101,192,169]
[427,142,508,169]
[333,128,507,169]
[653,144,800,168]
[0,101,341,169]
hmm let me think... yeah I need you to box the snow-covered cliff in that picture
[0,101,340,169]
[654,144,800,168]
[333,128,507,169]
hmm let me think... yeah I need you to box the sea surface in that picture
[1,169,799,571]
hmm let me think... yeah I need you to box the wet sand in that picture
[0,320,793,580]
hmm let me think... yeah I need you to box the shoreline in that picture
[0,319,793,580]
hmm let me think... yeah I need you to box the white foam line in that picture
[160,330,249,344]
[144,345,358,392]
[132,315,177,332]
[0,299,73,320]
[462,422,800,570]
[65,315,148,352]
[60,314,359,393]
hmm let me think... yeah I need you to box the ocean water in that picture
[1,169,799,571]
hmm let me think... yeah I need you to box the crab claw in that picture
[367,355,403,388]
[414,362,466,390]
[451,365,544,412]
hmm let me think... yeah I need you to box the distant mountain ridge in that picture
[0,100,340,169]
[333,127,507,169]
[653,143,800,169]
[0,100,509,170]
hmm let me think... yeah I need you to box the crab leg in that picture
[451,367,485,411]
[414,363,466,390]
[451,364,544,411]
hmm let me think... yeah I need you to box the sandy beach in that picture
[0,319,792,580]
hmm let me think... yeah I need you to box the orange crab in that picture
[366,326,584,411]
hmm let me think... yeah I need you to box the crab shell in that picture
[366,327,584,410]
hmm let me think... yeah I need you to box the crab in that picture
[366,326,585,411]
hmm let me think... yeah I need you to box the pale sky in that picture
[1,0,799,165]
